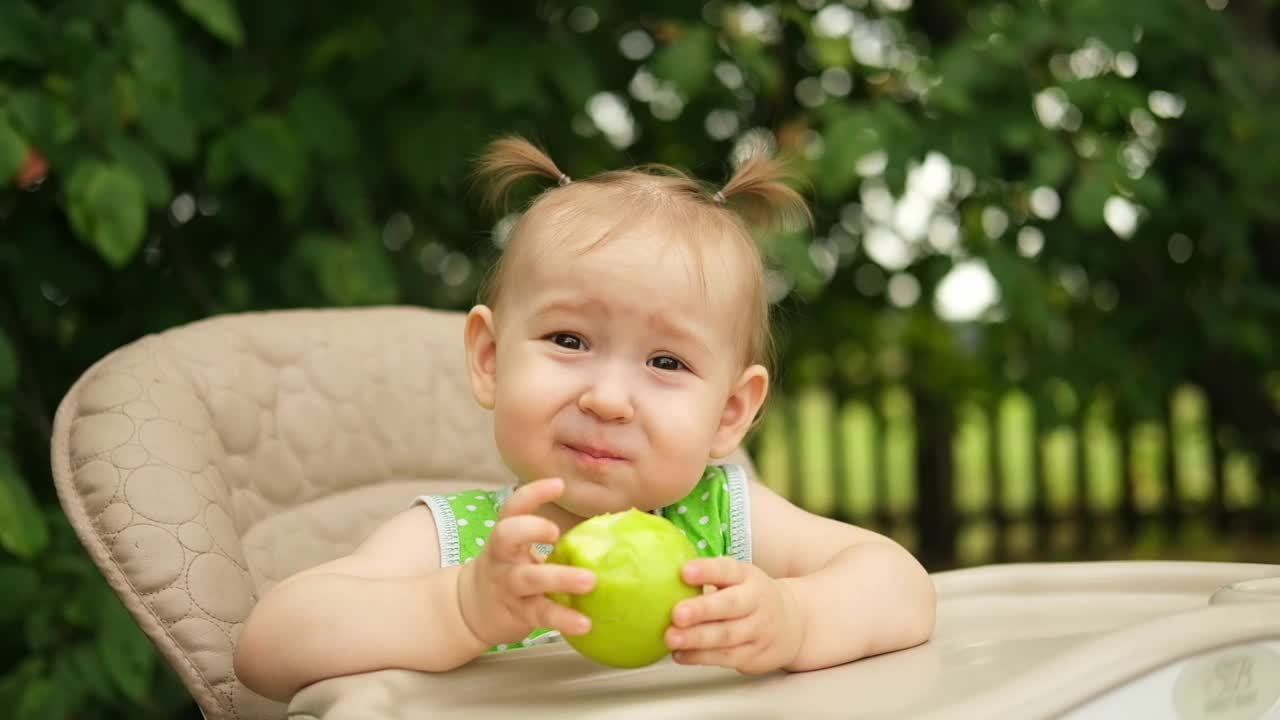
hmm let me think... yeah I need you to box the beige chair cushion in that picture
[50,307,757,720]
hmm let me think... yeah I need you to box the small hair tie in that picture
[713,190,726,204]
[558,173,571,186]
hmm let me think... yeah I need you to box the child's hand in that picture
[456,477,596,646]
[664,557,805,674]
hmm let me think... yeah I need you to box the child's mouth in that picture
[562,442,627,465]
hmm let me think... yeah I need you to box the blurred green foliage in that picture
[1,0,1278,716]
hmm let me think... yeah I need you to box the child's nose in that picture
[577,365,634,422]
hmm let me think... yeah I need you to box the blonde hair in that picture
[472,135,810,378]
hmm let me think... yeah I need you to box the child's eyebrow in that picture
[529,296,599,318]
[647,314,712,357]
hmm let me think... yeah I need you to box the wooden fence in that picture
[747,383,1276,569]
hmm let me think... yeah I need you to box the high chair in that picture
[51,308,1280,719]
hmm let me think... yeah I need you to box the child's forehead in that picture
[530,193,746,268]
[519,217,742,300]
[498,228,747,340]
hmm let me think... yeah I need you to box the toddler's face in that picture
[483,228,756,517]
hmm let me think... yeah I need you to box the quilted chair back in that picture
[50,308,515,719]
[50,307,759,720]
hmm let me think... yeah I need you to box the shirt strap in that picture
[411,494,461,567]
[722,463,753,563]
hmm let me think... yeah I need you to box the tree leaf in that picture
[482,34,543,111]
[137,94,197,161]
[808,34,853,67]
[734,42,782,97]
[235,114,307,199]
[45,648,91,711]
[0,329,16,392]
[5,89,78,149]
[60,573,111,629]
[296,230,397,306]
[0,451,49,560]
[124,2,182,93]
[177,0,245,47]
[393,109,473,196]
[0,658,39,711]
[817,108,879,199]
[652,24,715,99]
[76,56,126,140]
[203,131,239,185]
[95,598,155,704]
[1031,139,1073,188]
[544,44,598,106]
[65,162,148,267]
[0,564,39,625]
[17,676,67,720]
[288,87,358,162]
[1069,166,1114,231]
[0,2,47,66]
[64,643,118,703]
[0,117,27,185]
[931,41,982,113]
[322,172,370,224]
[107,135,173,208]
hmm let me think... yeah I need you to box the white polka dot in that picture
[448,495,457,500]
[466,504,477,511]
[475,495,485,500]
[701,492,710,501]
[723,483,729,492]
[677,505,687,514]
[697,539,707,549]
[699,516,709,525]
[465,557,474,564]
[476,538,485,546]
[484,520,495,527]
[496,644,508,650]
[457,518,469,526]
[521,638,534,646]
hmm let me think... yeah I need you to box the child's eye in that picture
[649,356,686,372]
[547,333,585,350]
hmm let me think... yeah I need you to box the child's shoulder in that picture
[418,487,505,526]
[412,486,511,567]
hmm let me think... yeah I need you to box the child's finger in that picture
[509,563,595,597]
[681,556,748,589]
[671,585,753,627]
[499,477,565,520]
[672,644,766,673]
[666,615,758,651]
[490,515,560,559]
[532,597,592,636]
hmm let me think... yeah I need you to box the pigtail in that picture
[715,153,812,231]
[473,136,571,211]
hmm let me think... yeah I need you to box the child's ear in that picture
[710,365,769,458]
[463,305,499,409]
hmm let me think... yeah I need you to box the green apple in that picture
[547,508,701,668]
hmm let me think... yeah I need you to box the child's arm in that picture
[233,506,487,701]
[752,480,936,670]
[234,478,594,702]
[665,480,935,673]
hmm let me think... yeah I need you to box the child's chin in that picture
[559,482,638,517]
